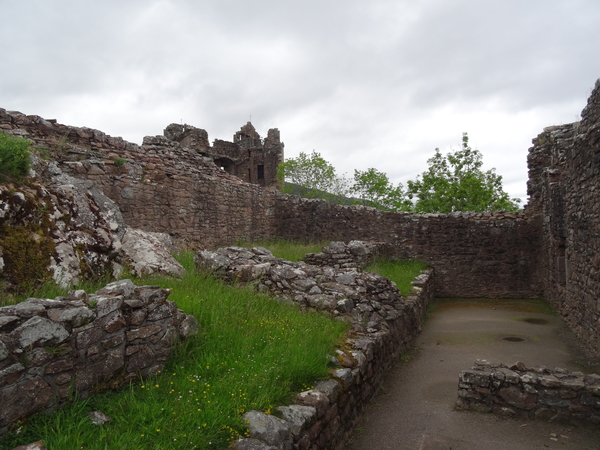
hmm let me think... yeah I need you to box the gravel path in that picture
[348,298,600,450]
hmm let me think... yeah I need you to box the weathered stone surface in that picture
[120,228,185,277]
[458,361,600,425]
[0,340,8,361]
[96,279,136,297]
[332,368,353,389]
[460,370,491,387]
[275,405,317,437]
[10,441,47,450]
[315,379,341,403]
[12,316,69,347]
[243,411,292,450]
[297,390,330,417]
[0,280,197,434]
[232,438,276,450]
[499,386,537,410]
[88,410,111,425]
[0,377,52,427]
[179,315,199,338]
[46,306,95,328]
[539,375,561,388]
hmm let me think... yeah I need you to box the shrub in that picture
[0,132,31,182]
[113,158,126,167]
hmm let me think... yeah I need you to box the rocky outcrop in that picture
[456,360,600,425]
[0,154,183,291]
[0,279,199,434]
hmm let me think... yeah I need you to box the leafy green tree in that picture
[406,133,521,213]
[277,151,347,199]
[351,168,411,211]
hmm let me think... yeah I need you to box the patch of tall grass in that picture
[238,238,329,262]
[1,252,348,450]
[0,132,30,182]
[366,259,429,295]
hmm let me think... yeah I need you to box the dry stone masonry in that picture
[0,108,278,251]
[196,242,435,450]
[0,79,600,445]
[457,360,600,425]
[0,279,198,434]
[527,78,600,356]
[275,197,540,298]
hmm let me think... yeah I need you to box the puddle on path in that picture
[522,317,549,325]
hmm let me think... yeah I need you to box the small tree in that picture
[277,151,347,199]
[351,168,411,211]
[406,133,521,213]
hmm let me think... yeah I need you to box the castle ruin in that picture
[0,79,599,358]
[163,121,284,189]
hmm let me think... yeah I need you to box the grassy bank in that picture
[1,242,427,449]
[366,259,429,295]
[1,253,348,450]
[238,238,328,262]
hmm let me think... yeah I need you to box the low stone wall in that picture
[0,279,198,434]
[275,195,542,299]
[199,243,435,450]
[302,241,388,270]
[456,360,600,425]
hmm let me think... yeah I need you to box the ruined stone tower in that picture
[164,121,284,189]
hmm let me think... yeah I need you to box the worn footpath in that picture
[348,299,600,450]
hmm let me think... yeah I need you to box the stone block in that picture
[243,411,292,450]
[0,377,52,427]
[12,317,69,347]
[297,390,330,417]
[275,405,317,437]
[459,369,491,387]
[498,386,537,410]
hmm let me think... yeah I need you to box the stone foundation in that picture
[0,279,198,434]
[456,360,600,425]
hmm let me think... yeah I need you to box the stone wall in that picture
[456,360,600,425]
[526,79,600,355]
[0,279,198,434]
[0,107,543,299]
[275,196,542,298]
[196,243,436,450]
[0,109,278,250]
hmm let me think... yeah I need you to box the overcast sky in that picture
[1,0,599,203]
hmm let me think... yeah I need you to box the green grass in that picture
[0,252,349,450]
[238,238,329,262]
[365,259,429,295]
[1,274,114,307]
[0,132,30,182]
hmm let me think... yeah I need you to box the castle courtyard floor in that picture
[348,298,600,450]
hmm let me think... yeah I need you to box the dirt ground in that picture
[347,298,600,450]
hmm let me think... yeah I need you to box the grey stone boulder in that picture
[46,306,95,328]
[194,250,233,273]
[12,316,69,347]
[232,438,277,450]
[178,314,199,338]
[243,411,292,450]
[275,405,317,437]
[120,228,185,278]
